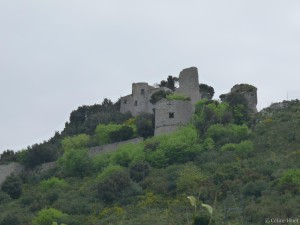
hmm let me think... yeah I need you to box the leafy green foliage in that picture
[220,92,251,124]
[1,100,300,225]
[63,98,131,136]
[193,99,233,135]
[135,113,154,138]
[129,161,150,182]
[61,134,91,151]
[109,126,134,142]
[32,208,67,225]
[199,84,215,100]
[149,90,171,104]
[95,124,136,145]
[20,141,60,168]
[40,177,68,192]
[59,148,92,177]
[159,75,178,91]
[177,164,207,195]
[1,174,22,199]
[278,169,300,193]
[95,124,124,144]
[0,213,20,225]
[96,166,131,203]
[0,150,17,163]
[166,93,191,101]
[206,124,250,146]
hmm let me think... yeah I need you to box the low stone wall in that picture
[0,162,24,185]
[0,138,144,185]
[89,137,144,157]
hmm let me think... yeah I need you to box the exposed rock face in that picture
[230,84,258,113]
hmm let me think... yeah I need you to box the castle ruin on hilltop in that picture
[120,67,258,135]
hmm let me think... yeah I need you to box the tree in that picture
[135,113,155,138]
[199,84,215,100]
[0,150,17,163]
[59,148,92,177]
[0,214,20,225]
[149,90,171,104]
[32,208,67,225]
[1,174,22,199]
[109,126,134,142]
[96,166,131,203]
[159,76,179,91]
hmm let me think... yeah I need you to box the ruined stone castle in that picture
[120,67,257,135]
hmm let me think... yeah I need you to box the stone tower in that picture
[230,84,258,113]
[154,99,193,135]
[175,67,201,105]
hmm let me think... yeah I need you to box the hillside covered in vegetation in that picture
[0,94,300,225]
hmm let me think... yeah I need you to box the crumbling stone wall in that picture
[0,162,24,185]
[154,99,193,135]
[175,67,201,105]
[120,82,171,116]
[231,84,258,112]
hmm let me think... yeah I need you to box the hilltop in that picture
[0,71,299,225]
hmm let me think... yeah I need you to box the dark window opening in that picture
[124,100,127,104]
[153,108,156,113]
[134,101,138,106]
[141,89,145,95]
[169,112,174,118]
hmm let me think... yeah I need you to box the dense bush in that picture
[109,126,134,142]
[135,113,155,138]
[96,166,131,203]
[206,124,250,146]
[1,174,22,199]
[0,213,20,225]
[59,148,92,177]
[32,208,67,225]
[149,90,171,104]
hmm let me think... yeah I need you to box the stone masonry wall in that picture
[175,67,201,105]
[89,137,144,157]
[155,99,193,135]
[231,84,258,113]
[0,162,24,185]
[120,82,172,116]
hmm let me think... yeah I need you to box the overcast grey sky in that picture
[1,0,300,153]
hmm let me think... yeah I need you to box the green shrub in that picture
[61,134,90,151]
[32,208,67,225]
[0,213,20,225]
[95,124,123,144]
[92,153,111,172]
[150,90,171,104]
[1,174,22,199]
[109,126,134,142]
[110,143,145,167]
[279,169,300,193]
[176,163,207,195]
[59,148,92,177]
[40,177,68,192]
[129,161,150,182]
[166,93,190,101]
[242,180,268,197]
[96,166,131,203]
[135,113,155,138]
[207,124,250,146]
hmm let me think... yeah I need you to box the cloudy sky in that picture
[1,0,300,153]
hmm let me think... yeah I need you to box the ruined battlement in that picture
[119,67,258,135]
